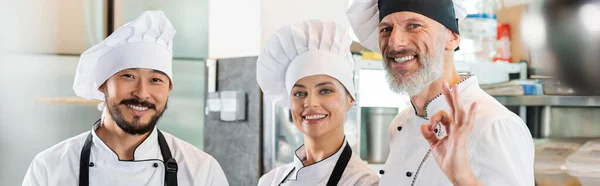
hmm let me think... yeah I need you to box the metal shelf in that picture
[493,95,600,107]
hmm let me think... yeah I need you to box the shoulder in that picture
[388,108,413,134]
[466,90,534,156]
[24,131,89,184]
[160,131,229,185]
[469,89,522,123]
[258,164,295,186]
[31,132,89,167]
[342,155,379,185]
[465,89,529,137]
[160,131,217,163]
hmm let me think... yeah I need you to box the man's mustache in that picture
[385,48,418,59]
[120,98,156,110]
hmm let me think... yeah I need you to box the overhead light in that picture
[520,12,547,49]
[579,3,600,35]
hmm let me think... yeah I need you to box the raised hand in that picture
[420,82,482,186]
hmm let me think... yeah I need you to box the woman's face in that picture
[289,75,355,139]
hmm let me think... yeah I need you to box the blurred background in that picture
[0,0,599,186]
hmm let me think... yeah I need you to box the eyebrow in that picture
[378,17,424,27]
[293,81,333,88]
[293,84,305,88]
[151,70,168,77]
[315,81,333,87]
[378,21,392,28]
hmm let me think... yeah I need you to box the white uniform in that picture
[22,124,229,186]
[378,76,535,186]
[258,140,379,186]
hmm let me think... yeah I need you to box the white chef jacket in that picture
[379,76,534,186]
[258,140,379,186]
[22,123,229,186]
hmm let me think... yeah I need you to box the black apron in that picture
[78,129,178,186]
[279,144,352,186]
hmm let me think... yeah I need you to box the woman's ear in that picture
[445,31,461,51]
[346,95,355,111]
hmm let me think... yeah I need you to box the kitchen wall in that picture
[208,0,261,59]
[260,0,355,46]
[204,57,262,186]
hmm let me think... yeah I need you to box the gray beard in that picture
[384,40,445,96]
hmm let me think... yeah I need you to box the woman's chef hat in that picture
[346,0,468,53]
[73,10,175,110]
[257,20,356,107]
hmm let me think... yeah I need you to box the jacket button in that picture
[397,126,403,131]
[88,162,94,167]
[153,163,159,168]
[406,171,412,177]
[379,170,385,175]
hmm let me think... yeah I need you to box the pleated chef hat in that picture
[256,20,356,107]
[73,10,175,110]
[346,0,468,53]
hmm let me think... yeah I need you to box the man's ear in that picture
[98,83,107,94]
[446,30,461,51]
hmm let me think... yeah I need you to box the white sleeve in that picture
[22,155,47,186]
[470,117,535,186]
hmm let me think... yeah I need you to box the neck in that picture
[95,111,151,160]
[411,57,461,116]
[302,126,345,166]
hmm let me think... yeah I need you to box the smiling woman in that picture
[256,20,379,186]
[289,75,354,155]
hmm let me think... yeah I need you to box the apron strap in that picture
[78,132,93,186]
[157,130,178,186]
[78,129,178,186]
[326,144,352,186]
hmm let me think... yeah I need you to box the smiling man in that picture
[22,11,228,186]
[347,0,534,185]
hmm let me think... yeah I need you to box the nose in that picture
[387,25,410,50]
[304,93,319,108]
[131,80,151,100]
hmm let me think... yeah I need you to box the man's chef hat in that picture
[346,0,468,53]
[73,10,175,110]
[257,20,356,107]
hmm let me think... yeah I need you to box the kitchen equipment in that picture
[566,139,600,186]
[534,141,582,186]
[353,57,412,161]
[541,79,577,95]
[493,23,511,63]
[522,0,600,95]
[365,107,398,163]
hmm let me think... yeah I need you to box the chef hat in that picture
[256,20,356,107]
[73,10,175,110]
[346,0,467,53]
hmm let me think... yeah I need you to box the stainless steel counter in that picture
[493,96,600,107]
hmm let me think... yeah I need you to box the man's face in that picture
[378,12,453,96]
[100,68,171,135]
